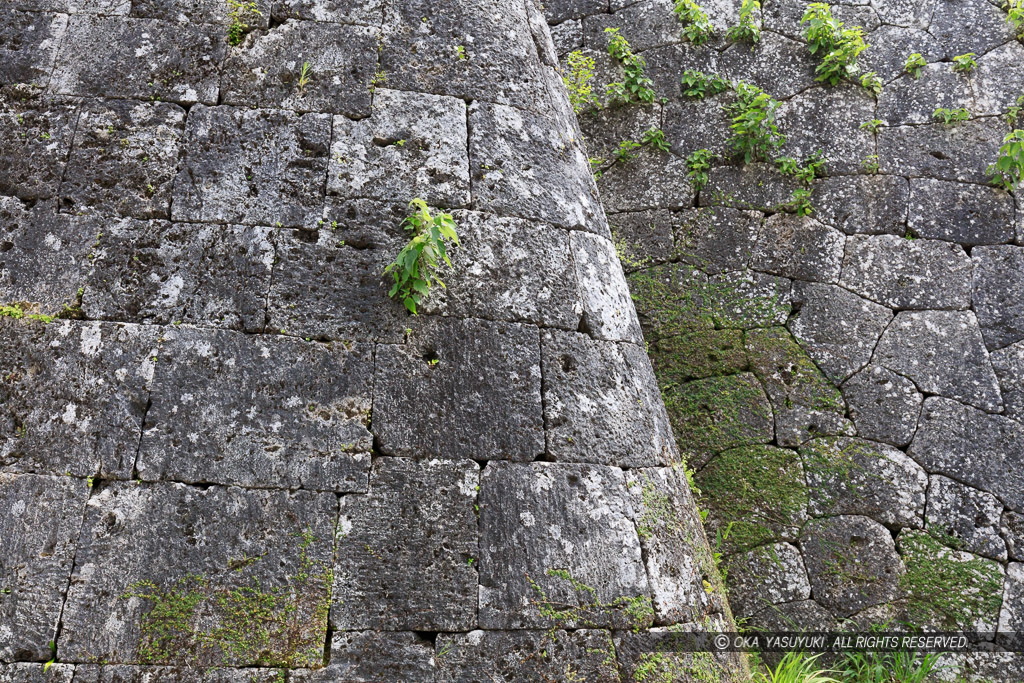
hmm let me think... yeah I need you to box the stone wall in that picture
[0,0,746,681]
[544,0,1024,678]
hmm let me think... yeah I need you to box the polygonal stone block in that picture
[59,100,185,219]
[572,231,644,343]
[271,0,381,25]
[972,245,1024,351]
[60,482,336,667]
[0,474,89,661]
[70,665,284,682]
[927,475,1006,561]
[327,89,469,207]
[909,178,1015,246]
[1,320,158,478]
[220,20,376,117]
[0,664,74,682]
[700,163,800,212]
[726,543,810,617]
[596,151,696,214]
[672,207,761,275]
[171,105,330,228]
[477,462,650,630]
[291,631,434,682]
[751,214,845,284]
[878,118,1007,184]
[841,365,922,448]
[373,317,544,461]
[137,327,373,492]
[811,175,909,236]
[992,341,1024,420]
[129,0,270,23]
[777,84,875,174]
[331,458,479,630]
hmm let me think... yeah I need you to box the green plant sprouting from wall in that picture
[1005,0,1024,38]
[686,149,716,191]
[0,303,55,323]
[604,28,656,105]
[674,0,715,45]
[951,52,977,74]
[987,129,1024,191]
[562,50,599,113]
[527,568,655,633]
[933,107,970,124]
[724,82,785,163]
[384,199,460,314]
[801,3,868,87]
[904,52,927,78]
[226,0,262,46]
[727,0,761,43]
[681,70,732,99]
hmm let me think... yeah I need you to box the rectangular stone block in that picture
[571,230,644,343]
[72,665,284,682]
[328,89,470,207]
[541,329,675,467]
[60,482,336,667]
[372,317,544,461]
[332,458,479,630]
[477,461,651,630]
[59,100,185,220]
[129,0,271,24]
[220,20,376,117]
[909,178,1016,246]
[0,101,78,201]
[51,16,225,104]
[172,105,330,228]
[82,220,274,330]
[291,631,434,682]
[0,664,74,682]
[137,327,372,492]
[271,0,382,25]
[0,10,67,90]
[419,211,581,328]
[0,473,89,661]
[1,320,158,478]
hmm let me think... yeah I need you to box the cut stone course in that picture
[270,0,382,26]
[878,117,1008,184]
[811,175,909,237]
[291,631,434,682]
[908,178,1016,246]
[571,230,644,343]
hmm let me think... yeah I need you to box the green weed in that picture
[674,0,715,45]
[226,0,261,46]
[604,28,656,105]
[933,106,970,124]
[562,50,599,113]
[951,52,977,74]
[727,0,761,43]
[801,3,868,86]
[681,70,732,99]
[686,149,716,190]
[904,52,926,78]
[384,199,460,315]
[987,129,1024,191]
[723,82,785,163]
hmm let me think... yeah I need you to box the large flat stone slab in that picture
[72,665,284,682]
[972,245,1024,351]
[291,631,434,682]
[171,105,330,228]
[811,175,909,236]
[60,482,336,667]
[1,320,157,478]
[727,542,810,617]
[572,231,643,343]
[270,0,382,25]
[373,318,544,461]
[137,328,373,492]
[908,179,1016,246]
[477,462,650,630]
[332,458,478,631]
[751,214,845,284]
[878,118,1008,184]
[0,11,67,90]
[927,475,1006,561]
[992,341,1024,420]
[0,473,89,661]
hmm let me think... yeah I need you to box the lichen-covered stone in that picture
[1004,512,1024,562]
[929,0,1012,58]
[859,25,940,83]
[840,234,972,310]
[801,515,904,618]
[60,100,184,219]
[51,16,225,104]
[435,629,619,682]
[0,102,78,201]
[137,327,372,491]
[991,341,1024,420]
[910,397,1024,512]
[597,148,697,213]
[128,0,271,23]
[926,475,1006,561]
[663,95,733,159]
[777,85,875,174]
[332,458,479,630]
[0,664,74,682]
[908,178,1015,246]
[171,105,330,228]
[477,462,650,629]
[801,437,927,527]
[0,474,88,661]
[542,330,674,467]
[60,482,336,666]
[328,89,469,207]
[220,20,376,117]
[713,30,817,100]
[999,563,1024,643]
[972,40,1024,117]
[373,317,544,461]
[751,214,845,283]
[706,270,792,329]
[972,245,1024,351]
[469,100,605,232]
[82,220,274,330]
[748,599,837,632]
[581,2,681,54]
[811,175,909,236]
[746,327,852,447]
[726,543,810,617]
[572,231,643,343]
[0,11,67,90]
[270,0,381,25]
[878,118,1008,184]
[292,631,434,682]
[874,311,1003,412]
[700,163,801,212]
[550,19,584,55]
[609,209,675,273]
[877,63,975,125]
[1,320,157,478]
[576,101,661,167]
[673,207,761,274]
[841,364,922,448]
[789,281,893,383]
[72,665,284,682]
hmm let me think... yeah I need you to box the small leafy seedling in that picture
[681,69,731,99]
[801,3,867,86]
[614,139,643,162]
[384,199,460,314]
[952,52,977,74]
[904,52,926,78]
[1008,94,1024,128]
[987,130,1024,192]
[226,0,261,46]
[724,81,785,163]
[686,149,716,191]
[641,128,672,153]
[1007,0,1024,39]
[788,187,814,215]
[674,0,715,45]
[727,0,761,43]
[455,45,467,61]
[562,50,599,113]
[933,107,970,124]
[604,28,656,105]
[861,154,879,174]
[860,119,883,133]
[296,61,312,93]
[860,71,883,95]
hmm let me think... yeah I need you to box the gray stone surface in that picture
[328,88,469,207]
[878,118,1008,184]
[840,234,972,310]
[673,207,761,274]
[60,100,184,220]
[777,85,875,175]
[700,163,801,213]
[1,320,157,478]
[811,175,909,236]
[609,209,675,273]
[82,220,274,330]
[572,231,644,343]
[926,475,1006,561]
[291,631,434,682]
[220,20,376,117]
[171,105,331,228]
[789,281,893,383]
[332,458,479,631]
[908,178,1016,246]
[748,599,838,633]
[542,330,674,467]
[60,482,336,666]
[800,515,904,618]
[1005,512,1024,562]
[910,397,1024,512]
[727,543,810,617]
[0,664,74,682]
[597,149,697,213]
[72,665,284,682]
[878,63,975,126]
[128,0,271,23]
[841,364,923,448]
[373,317,544,461]
[972,246,1024,351]
[801,437,927,528]
[0,11,67,90]
[0,102,78,202]
[874,311,1003,413]
[477,462,650,630]
[0,474,88,661]
[270,0,382,25]
[751,214,845,284]
[51,17,225,104]
[992,341,1024,420]
[999,563,1024,643]
[137,328,372,491]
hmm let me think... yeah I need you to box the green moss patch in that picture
[652,329,747,383]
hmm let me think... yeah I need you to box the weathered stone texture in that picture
[972,246,1024,351]
[927,475,1007,561]
[0,102,78,202]
[811,175,909,236]
[841,364,922,448]
[332,458,479,631]
[572,231,644,343]
[908,178,1016,246]
[992,341,1024,420]
[0,11,67,90]
[270,0,382,25]
[751,214,845,283]
[727,543,810,617]
[292,631,434,682]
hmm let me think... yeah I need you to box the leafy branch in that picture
[384,199,460,314]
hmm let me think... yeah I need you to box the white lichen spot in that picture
[80,325,102,356]
[520,511,535,527]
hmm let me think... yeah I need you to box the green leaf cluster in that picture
[604,28,656,105]
[226,0,261,46]
[933,106,970,124]
[614,139,643,163]
[801,3,868,86]
[641,127,671,152]
[384,199,460,315]
[680,69,731,99]
[685,149,716,191]
[562,50,599,113]
[723,82,785,163]
[904,52,927,78]
[727,0,761,43]
[987,129,1024,191]
[1007,0,1024,38]
[673,0,715,45]
[951,52,977,74]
